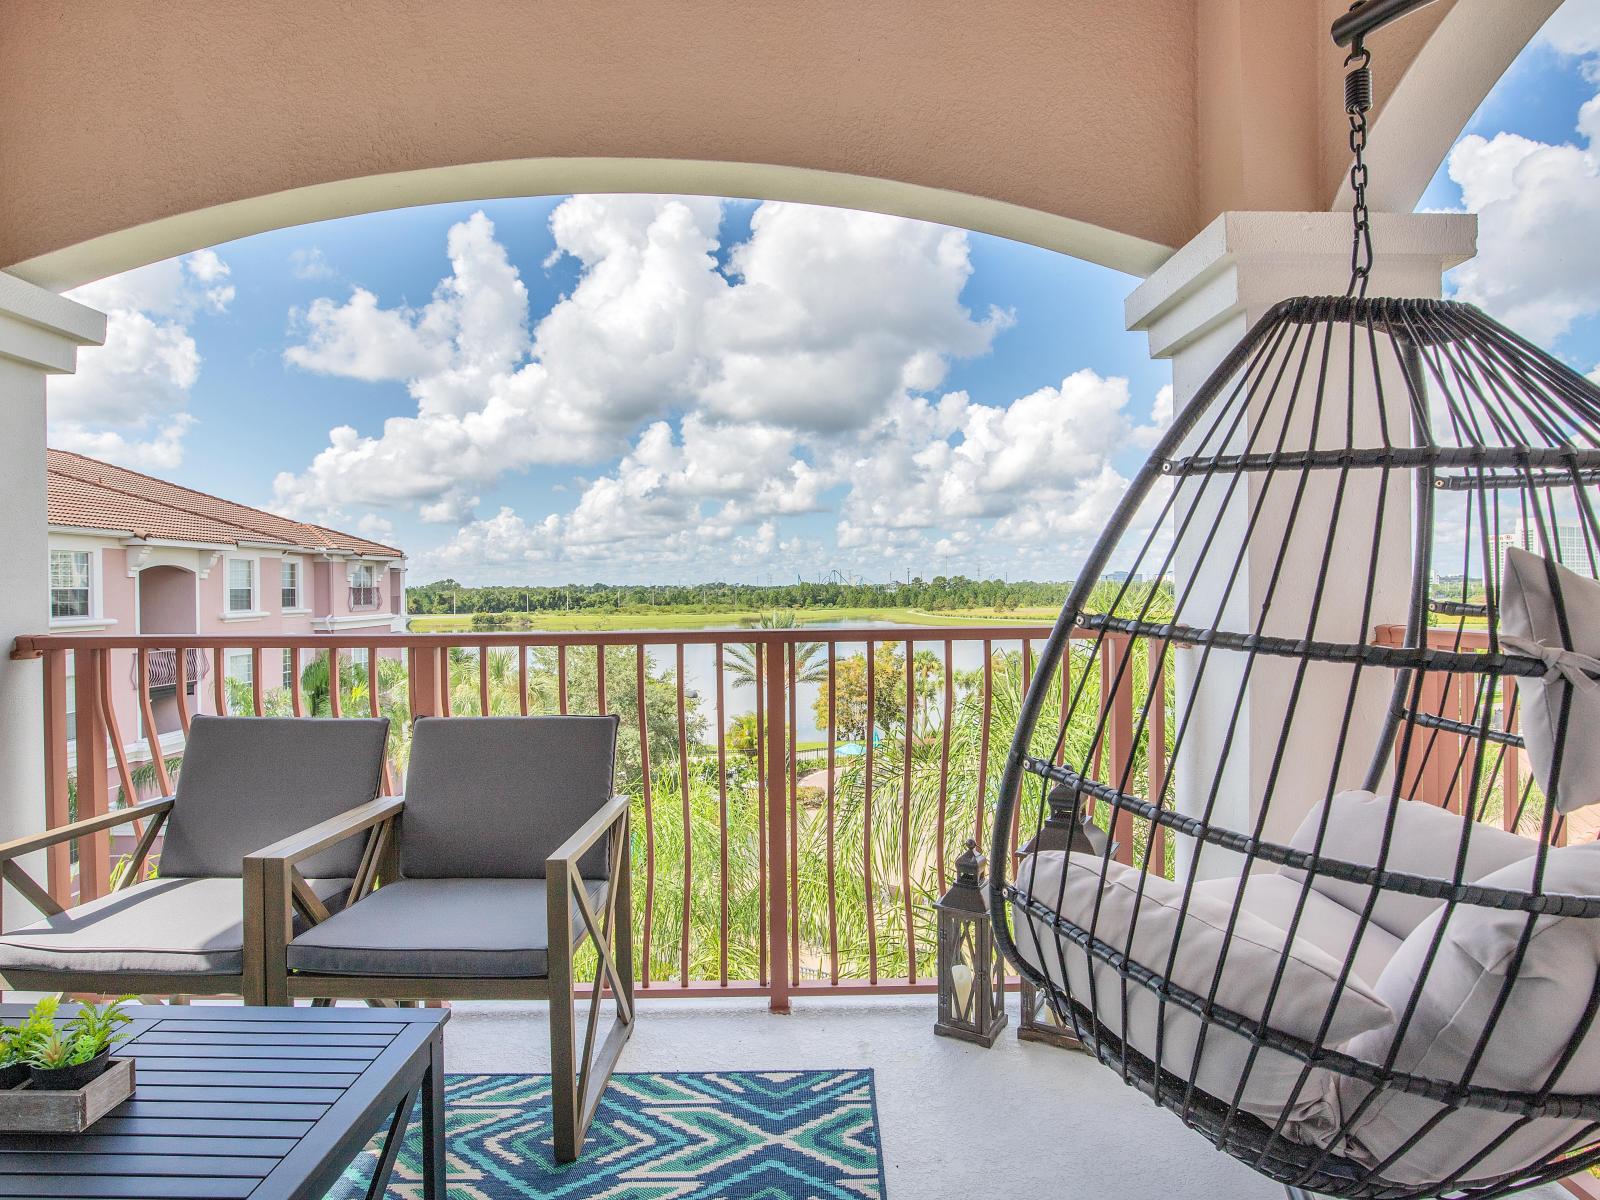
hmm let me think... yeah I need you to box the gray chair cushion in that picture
[159,715,389,879]
[1281,790,1538,940]
[0,876,351,977]
[286,877,606,978]
[1195,872,1402,987]
[399,716,619,879]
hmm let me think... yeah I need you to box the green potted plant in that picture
[24,997,133,1091]
[0,1027,26,1090]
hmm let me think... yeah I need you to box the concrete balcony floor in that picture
[440,995,1569,1200]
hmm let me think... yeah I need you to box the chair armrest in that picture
[245,795,405,871]
[0,797,174,863]
[547,796,629,873]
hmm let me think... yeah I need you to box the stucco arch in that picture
[0,0,1557,291]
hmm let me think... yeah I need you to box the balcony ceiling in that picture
[0,0,1554,289]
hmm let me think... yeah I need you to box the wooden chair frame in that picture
[0,796,273,1002]
[247,794,635,1162]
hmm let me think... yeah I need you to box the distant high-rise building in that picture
[1494,520,1594,574]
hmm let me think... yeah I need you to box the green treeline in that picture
[406,576,1073,615]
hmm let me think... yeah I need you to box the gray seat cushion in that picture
[400,716,618,880]
[0,876,351,977]
[1195,872,1402,987]
[286,877,607,979]
[159,714,389,879]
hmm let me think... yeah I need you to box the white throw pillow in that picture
[1338,841,1600,1188]
[1500,545,1600,814]
[1012,852,1392,1126]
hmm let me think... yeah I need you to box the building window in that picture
[282,648,296,690]
[227,557,255,613]
[350,563,379,608]
[281,559,300,608]
[226,650,253,686]
[49,550,91,619]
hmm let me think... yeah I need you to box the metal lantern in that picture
[935,839,1007,1046]
[1016,784,1108,1051]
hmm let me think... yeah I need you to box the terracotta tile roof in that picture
[46,449,403,558]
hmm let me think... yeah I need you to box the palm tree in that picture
[726,612,827,689]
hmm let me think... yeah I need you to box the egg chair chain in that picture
[1344,31,1374,298]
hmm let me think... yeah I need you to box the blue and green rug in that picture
[327,1069,887,1199]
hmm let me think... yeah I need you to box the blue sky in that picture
[46,2,1600,586]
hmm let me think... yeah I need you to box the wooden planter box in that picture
[0,1059,134,1133]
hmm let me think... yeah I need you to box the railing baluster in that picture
[756,642,767,987]
[714,641,729,987]
[1101,634,1136,864]
[1501,678,1519,833]
[937,640,952,889]
[288,647,303,717]
[901,639,915,984]
[787,641,799,985]
[251,647,264,716]
[558,644,568,714]
[74,649,110,901]
[212,646,226,715]
[478,644,490,716]
[328,647,343,718]
[41,649,71,907]
[826,641,839,983]
[175,646,192,734]
[595,644,606,715]
[677,642,691,987]
[368,644,394,795]
[99,649,138,812]
[864,639,878,986]
[1013,638,1032,862]
[518,645,529,716]
[135,649,171,796]
[763,634,790,1013]
[1148,640,1169,875]
[976,639,992,846]
[636,643,654,988]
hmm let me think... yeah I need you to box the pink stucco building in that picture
[46,449,406,774]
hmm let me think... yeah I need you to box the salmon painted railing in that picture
[11,625,1168,1012]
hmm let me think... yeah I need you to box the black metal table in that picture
[0,1004,447,1199]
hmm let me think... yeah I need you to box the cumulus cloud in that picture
[289,247,335,281]
[1538,0,1600,60]
[1446,14,1600,344]
[274,197,1004,526]
[48,251,232,469]
[419,367,1168,583]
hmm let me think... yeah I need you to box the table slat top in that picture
[0,1004,445,1199]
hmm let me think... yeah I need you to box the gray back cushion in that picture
[399,716,619,880]
[159,715,389,879]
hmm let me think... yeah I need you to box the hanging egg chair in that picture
[989,5,1600,1199]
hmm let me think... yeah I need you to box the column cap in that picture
[0,271,106,374]
[1126,211,1477,360]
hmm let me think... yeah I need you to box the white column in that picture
[0,273,105,864]
[1125,212,1477,880]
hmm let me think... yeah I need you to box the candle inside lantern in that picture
[951,961,974,1015]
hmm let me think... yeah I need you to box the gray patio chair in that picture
[0,714,390,1005]
[249,714,633,1162]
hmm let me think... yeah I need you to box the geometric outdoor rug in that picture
[326,1070,887,1199]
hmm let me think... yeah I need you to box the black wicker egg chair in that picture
[988,7,1600,1200]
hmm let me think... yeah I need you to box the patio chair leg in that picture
[548,825,636,1163]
